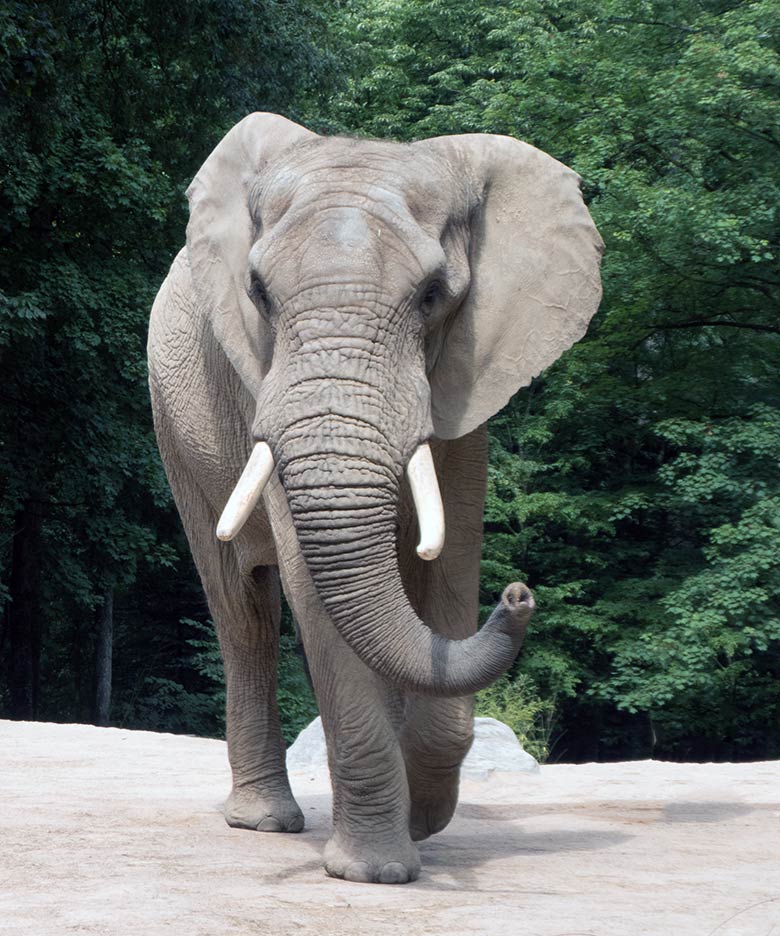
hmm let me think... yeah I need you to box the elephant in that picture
[147,112,602,884]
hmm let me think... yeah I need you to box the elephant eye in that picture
[248,274,269,311]
[419,280,442,318]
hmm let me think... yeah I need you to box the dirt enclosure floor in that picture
[1,720,778,936]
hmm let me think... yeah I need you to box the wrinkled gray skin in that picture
[148,114,602,884]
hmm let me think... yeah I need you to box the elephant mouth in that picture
[216,440,445,562]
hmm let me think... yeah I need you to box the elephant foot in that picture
[323,833,421,884]
[408,765,460,841]
[224,786,304,833]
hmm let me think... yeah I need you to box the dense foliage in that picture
[0,0,336,731]
[2,0,777,761]
[328,0,779,760]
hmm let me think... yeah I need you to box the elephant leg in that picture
[266,475,419,883]
[215,564,304,833]
[402,696,475,842]
[156,431,302,834]
[317,647,420,883]
[398,428,488,840]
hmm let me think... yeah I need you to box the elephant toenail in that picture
[256,816,283,832]
[343,861,374,883]
[379,862,410,884]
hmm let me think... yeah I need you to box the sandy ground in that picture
[1,720,778,936]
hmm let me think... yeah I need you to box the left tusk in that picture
[216,441,275,541]
[407,443,445,561]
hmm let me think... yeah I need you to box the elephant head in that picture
[186,113,602,697]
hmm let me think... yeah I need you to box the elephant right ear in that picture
[416,134,603,440]
[186,113,317,395]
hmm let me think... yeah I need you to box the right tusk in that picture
[407,443,445,561]
[216,441,275,541]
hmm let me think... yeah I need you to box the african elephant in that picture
[147,113,602,884]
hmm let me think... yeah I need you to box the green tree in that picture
[4,0,778,762]
[0,0,340,726]
[328,0,780,760]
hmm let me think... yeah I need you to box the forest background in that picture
[2,0,778,763]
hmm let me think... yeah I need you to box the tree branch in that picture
[607,16,700,34]
[650,319,780,335]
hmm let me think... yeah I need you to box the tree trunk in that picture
[8,500,43,720]
[94,589,113,726]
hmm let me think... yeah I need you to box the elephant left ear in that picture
[415,134,604,440]
[186,113,317,396]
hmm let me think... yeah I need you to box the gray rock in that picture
[285,716,330,772]
[462,716,540,779]
[286,715,540,778]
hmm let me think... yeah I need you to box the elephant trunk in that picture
[265,412,533,697]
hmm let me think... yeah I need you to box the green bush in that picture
[112,617,318,744]
[277,634,319,745]
[475,674,555,763]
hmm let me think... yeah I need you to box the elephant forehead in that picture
[254,137,451,230]
[314,206,371,247]
[253,202,447,291]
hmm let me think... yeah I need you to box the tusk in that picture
[407,443,445,561]
[216,442,275,541]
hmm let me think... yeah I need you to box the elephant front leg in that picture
[320,678,421,884]
[268,475,419,882]
[155,433,303,834]
[289,581,419,882]
[218,565,304,834]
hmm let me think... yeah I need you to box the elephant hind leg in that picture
[395,429,487,840]
[401,697,474,841]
